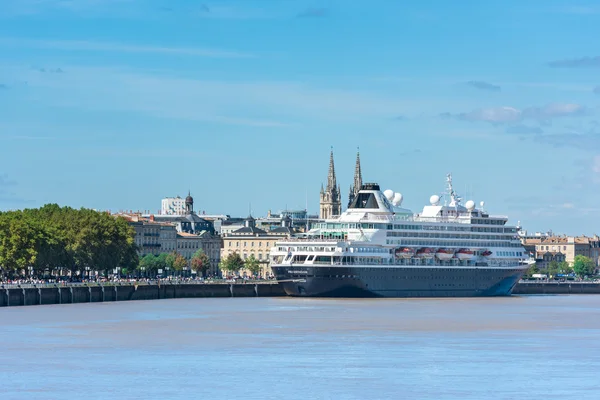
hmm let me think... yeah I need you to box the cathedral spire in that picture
[353,148,362,191]
[320,148,342,219]
[327,147,337,191]
[348,148,363,208]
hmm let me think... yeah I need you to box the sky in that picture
[0,0,599,235]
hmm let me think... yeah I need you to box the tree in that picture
[245,254,261,278]
[0,204,138,279]
[139,254,157,275]
[191,249,211,277]
[165,253,176,270]
[155,253,169,271]
[573,255,595,278]
[547,260,560,277]
[172,253,188,273]
[220,253,244,276]
[523,263,539,279]
[559,261,572,275]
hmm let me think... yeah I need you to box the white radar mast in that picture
[446,173,462,207]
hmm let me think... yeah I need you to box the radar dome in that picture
[429,195,440,206]
[465,200,475,211]
[392,192,403,206]
[480,201,485,208]
[383,189,394,201]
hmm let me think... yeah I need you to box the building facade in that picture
[319,150,342,219]
[521,235,600,270]
[153,193,214,234]
[221,216,294,278]
[161,196,186,215]
[130,218,178,257]
[176,231,222,276]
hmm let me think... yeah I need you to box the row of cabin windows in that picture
[387,239,523,248]
[388,224,516,233]
[387,231,516,240]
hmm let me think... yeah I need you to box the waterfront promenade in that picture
[3,280,600,307]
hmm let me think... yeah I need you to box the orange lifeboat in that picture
[456,248,475,261]
[395,247,415,259]
[416,247,434,258]
[435,248,455,261]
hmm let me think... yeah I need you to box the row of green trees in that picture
[524,255,597,278]
[0,204,138,278]
[138,250,211,276]
[219,253,261,277]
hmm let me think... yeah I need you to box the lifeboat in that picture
[415,247,434,258]
[435,248,455,261]
[395,247,415,259]
[481,250,493,257]
[456,248,475,261]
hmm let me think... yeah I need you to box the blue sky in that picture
[1,0,599,235]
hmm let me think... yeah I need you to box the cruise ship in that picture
[270,175,532,297]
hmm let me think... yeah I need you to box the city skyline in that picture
[1,0,599,235]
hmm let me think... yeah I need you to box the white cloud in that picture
[456,107,522,123]
[446,103,589,124]
[0,37,253,58]
[10,65,420,126]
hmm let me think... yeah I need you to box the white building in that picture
[161,196,186,215]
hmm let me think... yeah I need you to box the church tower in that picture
[348,149,363,208]
[185,191,194,214]
[319,149,342,219]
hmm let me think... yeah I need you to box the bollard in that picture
[58,286,62,304]
[69,287,73,303]
[114,285,118,301]
[88,286,92,302]
[38,287,42,305]
[101,285,105,302]
[5,289,9,307]
[254,284,258,297]
[229,284,233,297]
[22,288,26,306]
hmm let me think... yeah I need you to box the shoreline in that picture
[2,281,600,307]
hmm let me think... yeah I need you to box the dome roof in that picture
[185,191,193,204]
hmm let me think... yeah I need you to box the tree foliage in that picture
[523,263,539,278]
[573,255,595,278]
[191,249,211,276]
[245,254,261,277]
[0,204,138,278]
[220,253,245,275]
[559,261,572,274]
[547,261,560,277]
[172,253,188,271]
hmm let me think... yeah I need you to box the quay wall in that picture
[3,282,599,307]
[512,282,600,295]
[0,283,286,307]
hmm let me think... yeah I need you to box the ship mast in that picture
[446,173,462,208]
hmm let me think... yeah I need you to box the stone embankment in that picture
[512,281,600,295]
[3,281,600,307]
[0,282,286,307]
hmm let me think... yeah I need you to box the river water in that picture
[1,295,599,400]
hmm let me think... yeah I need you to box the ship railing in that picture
[275,238,341,243]
[414,215,509,223]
